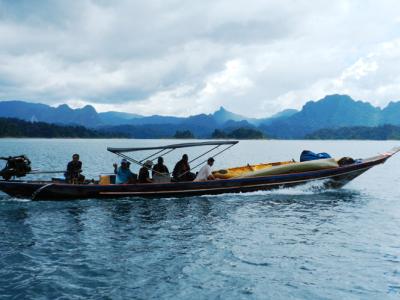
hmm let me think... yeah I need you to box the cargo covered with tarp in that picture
[214,158,339,179]
[213,161,294,179]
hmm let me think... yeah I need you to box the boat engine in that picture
[0,155,31,180]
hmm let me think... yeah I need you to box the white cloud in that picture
[201,60,253,97]
[0,0,400,117]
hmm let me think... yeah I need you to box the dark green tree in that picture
[173,130,195,139]
[306,124,400,140]
[211,127,265,139]
[211,129,228,139]
[0,118,127,138]
[228,128,265,139]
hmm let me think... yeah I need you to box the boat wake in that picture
[199,179,335,199]
[0,195,31,202]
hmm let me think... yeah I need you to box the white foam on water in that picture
[200,180,332,199]
[13,198,31,202]
[1,196,31,202]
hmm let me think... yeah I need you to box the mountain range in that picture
[260,95,400,138]
[0,94,399,138]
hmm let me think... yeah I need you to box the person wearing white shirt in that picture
[194,157,216,182]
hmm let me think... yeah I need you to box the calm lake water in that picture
[1,139,400,299]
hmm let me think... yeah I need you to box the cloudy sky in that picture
[0,0,400,117]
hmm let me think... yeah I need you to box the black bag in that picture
[337,157,355,166]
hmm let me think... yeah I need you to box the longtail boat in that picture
[0,141,399,201]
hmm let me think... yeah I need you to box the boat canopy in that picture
[107,141,238,153]
[107,140,239,176]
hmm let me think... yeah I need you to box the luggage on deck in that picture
[99,174,116,185]
[300,150,331,162]
[213,161,294,179]
[238,158,339,178]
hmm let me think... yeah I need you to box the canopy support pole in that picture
[191,143,236,171]
[139,148,170,163]
[176,143,236,179]
[139,147,176,164]
[188,145,220,164]
[114,152,167,176]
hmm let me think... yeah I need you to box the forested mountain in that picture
[0,101,101,127]
[259,95,386,138]
[0,118,126,138]
[1,94,400,138]
[306,124,400,140]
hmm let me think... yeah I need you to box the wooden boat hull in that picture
[0,151,395,201]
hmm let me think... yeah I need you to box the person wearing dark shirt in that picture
[65,153,85,183]
[172,154,196,181]
[138,160,153,183]
[152,157,169,176]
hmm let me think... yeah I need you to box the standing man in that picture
[65,153,85,183]
[194,157,215,182]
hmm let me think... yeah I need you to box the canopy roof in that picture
[107,140,238,153]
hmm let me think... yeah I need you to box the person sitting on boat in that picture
[152,157,169,176]
[194,157,216,182]
[65,153,85,183]
[113,159,136,184]
[138,160,153,183]
[172,154,196,181]
[152,156,171,183]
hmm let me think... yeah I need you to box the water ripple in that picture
[1,139,400,299]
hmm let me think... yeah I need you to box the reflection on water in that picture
[1,139,400,299]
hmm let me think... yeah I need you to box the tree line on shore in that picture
[174,128,266,139]
[0,118,127,138]
[2,117,400,140]
[305,124,400,140]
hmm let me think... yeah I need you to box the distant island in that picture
[0,118,127,138]
[306,124,400,140]
[171,128,265,139]
[173,130,195,139]
[1,94,400,139]
[211,128,265,139]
